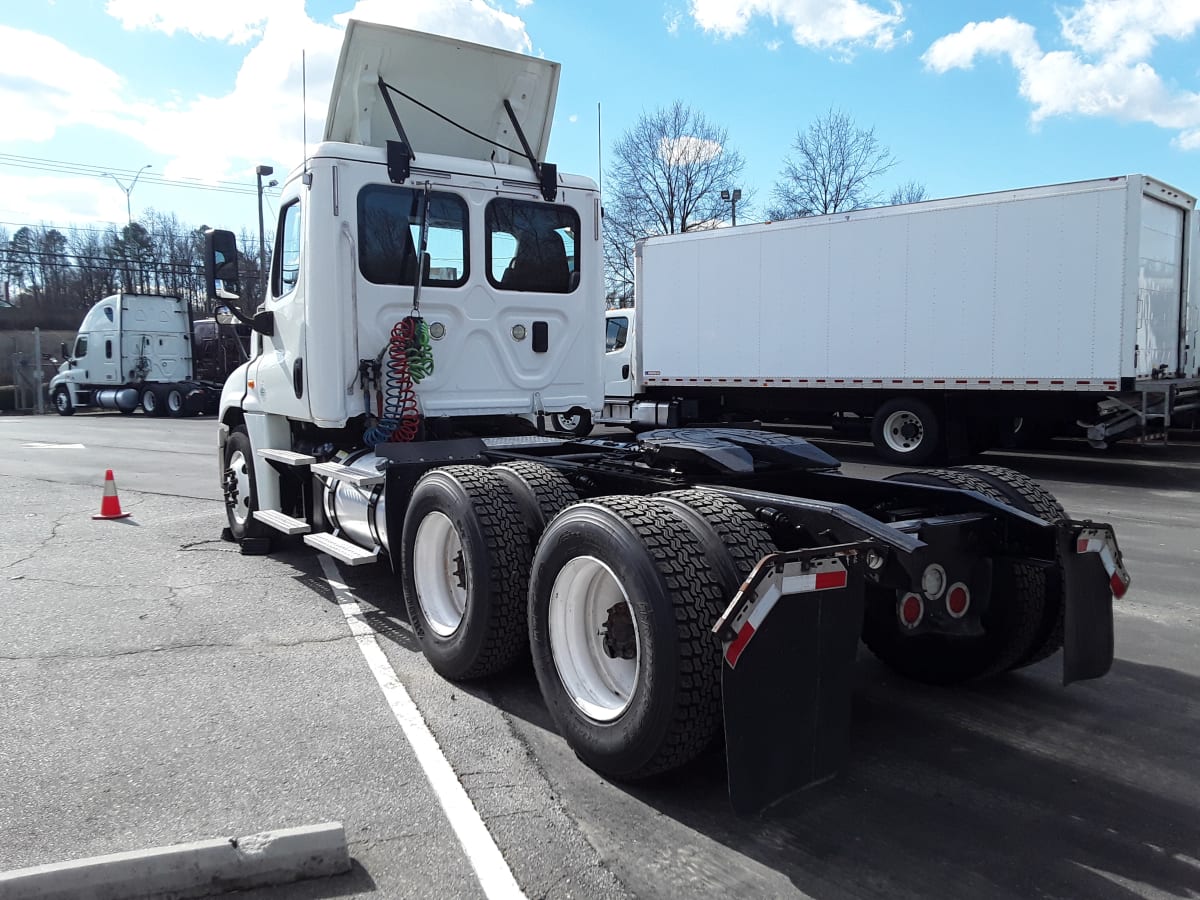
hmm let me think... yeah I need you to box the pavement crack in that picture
[2,511,75,570]
[0,632,358,662]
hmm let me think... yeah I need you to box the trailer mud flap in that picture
[1060,524,1130,685]
[714,546,869,815]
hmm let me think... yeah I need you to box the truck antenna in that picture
[302,50,308,179]
[597,101,602,196]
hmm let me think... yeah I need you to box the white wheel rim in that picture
[56,392,68,411]
[228,448,251,528]
[882,410,924,453]
[558,414,578,430]
[167,391,183,413]
[548,555,640,722]
[413,511,468,637]
[144,391,156,412]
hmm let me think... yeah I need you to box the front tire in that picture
[222,427,269,543]
[551,409,594,437]
[401,466,532,680]
[529,496,727,779]
[53,387,74,416]
[870,397,941,464]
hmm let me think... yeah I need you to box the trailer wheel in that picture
[861,468,1046,683]
[491,461,579,541]
[953,464,1067,666]
[551,408,594,437]
[654,489,778,596]
[53,387,74,416]
[141,387,164,417]
[165,386,186,418]
[529,496,727,779]
[402,466,532,680]
[871,398,941,464]
[222,427,269,543]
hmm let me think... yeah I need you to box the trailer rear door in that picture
[1136,195,1186,376]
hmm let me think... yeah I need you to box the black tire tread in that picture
[952,464,1067,666]
[491,461,579,535]
[415,465,532,679]
[588,494,728,777]
[863,468,1045,681]
[655,489,777,583]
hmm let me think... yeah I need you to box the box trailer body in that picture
[600,175,1199,461]
[206,20,1131,815]
[48,293,246,417]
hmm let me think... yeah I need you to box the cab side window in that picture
[73,336,88,358]
[606,316,628,352]
[273,202,302,297]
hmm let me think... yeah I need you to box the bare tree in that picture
[770,108,899,219]
[604,100,749,302]
[889,180,927,206]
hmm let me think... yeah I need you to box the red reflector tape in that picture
[725,622,755,668]
[1076,528,1131,599]
[1110,571,1129,599]
[721,556,849,669]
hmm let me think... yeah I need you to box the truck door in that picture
[604,311,632,397]
[250,200,310,418]
[1137,195,1187,376]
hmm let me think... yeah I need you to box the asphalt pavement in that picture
[1,412,1198,899]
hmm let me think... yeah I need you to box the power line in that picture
[0,152,280,197]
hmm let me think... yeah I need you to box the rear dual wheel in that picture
[862,466,1065,684]
[529,490,776,779]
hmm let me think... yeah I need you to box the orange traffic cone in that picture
[93,469,132,520]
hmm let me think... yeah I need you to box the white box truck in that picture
[203,21,1130,814]
[49,293,246,417]
[600,175,1200,462]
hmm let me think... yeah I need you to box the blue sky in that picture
[2,0,1198,247]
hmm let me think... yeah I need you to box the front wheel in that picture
[551,408,594,437]
[529,496,727,780]
[870,397,941,464]
[222,427,269,543]
[53,387,74,416]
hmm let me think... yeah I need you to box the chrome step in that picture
[311,461,384,487]
[253,510,311,535]
[258,448,316,466]
[304,532,379,566]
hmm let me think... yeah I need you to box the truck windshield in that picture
[358,186,468,287]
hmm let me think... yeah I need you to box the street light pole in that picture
[102,164,152,225]
[255,165,276,293]
[720,188,742,227]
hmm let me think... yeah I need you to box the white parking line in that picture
[317,555,526,900]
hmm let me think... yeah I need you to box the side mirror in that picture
[214,305,237,326]
[60,342,68,360]
[212,303,274,337]
[204,229,241,301]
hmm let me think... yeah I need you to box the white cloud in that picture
[568,114,578,123]
[0,25,149,142]
[104,0,281,45]
[689,0,905,54]
[765,38,782,51]
[12,0,534,188]
[658,135,724,166]
[923,1,1200,150]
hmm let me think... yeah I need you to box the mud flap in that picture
[714,546,869,815]
[1059,523,1129,685]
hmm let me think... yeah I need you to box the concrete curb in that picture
[0,821,351,900]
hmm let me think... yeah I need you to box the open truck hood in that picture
[324,20,560,165]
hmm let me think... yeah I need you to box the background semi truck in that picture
[600,175,1200,462]
[49,293,247,417]
[207,20,1131,813]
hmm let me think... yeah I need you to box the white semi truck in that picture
[49,293,246,417]
[207,21,1131,813]
[599,176,1200,462]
